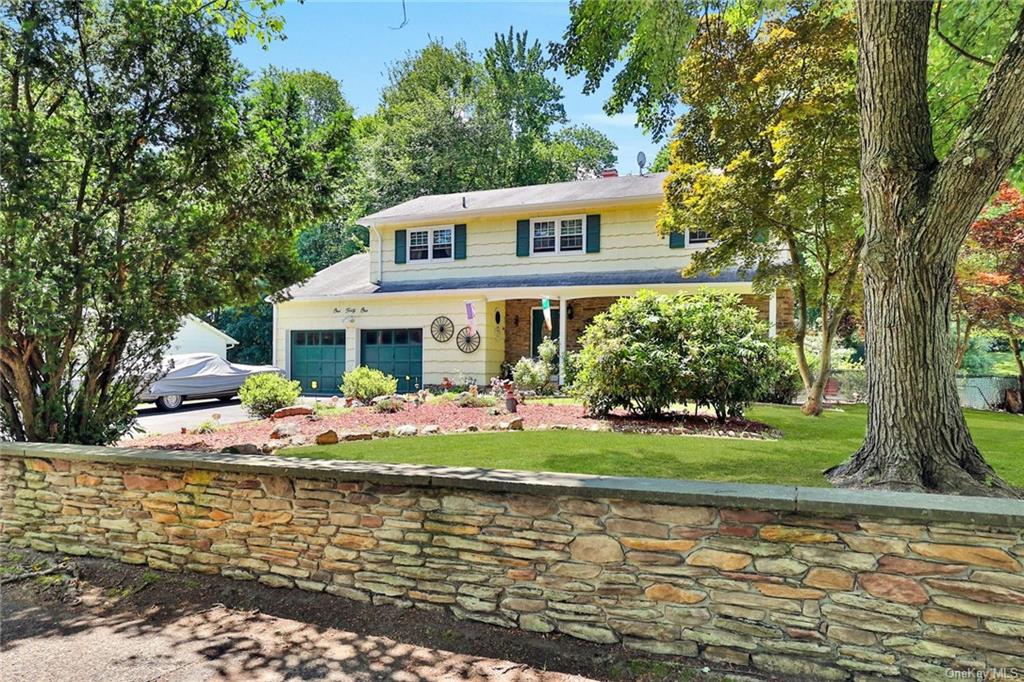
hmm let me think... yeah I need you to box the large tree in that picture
[0,0,350,443]
[556,0,1024,496]
[655,4,862,416]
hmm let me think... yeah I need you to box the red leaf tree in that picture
[954,183,1024,393]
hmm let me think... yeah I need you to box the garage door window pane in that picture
[308,332,319,345]
[294,333,305,346]
[321,331,334,345]
[396,330,408,344]
[364,332,377,346]
[382,330,393,344]
[410,329,422,343]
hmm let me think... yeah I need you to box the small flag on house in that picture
[465,301,476,335]
[542,297,552,331]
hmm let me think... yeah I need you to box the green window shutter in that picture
[516,219,530,257]
[585,214,601,253]
[454,224,467,260]
[669,231,686,249]
[394,229,407,264]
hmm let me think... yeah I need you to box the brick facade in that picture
[504,291,793,365]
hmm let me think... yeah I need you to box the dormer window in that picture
[408,226,454,262]
[531,215,586,255]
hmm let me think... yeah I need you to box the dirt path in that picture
[0,550,762,682]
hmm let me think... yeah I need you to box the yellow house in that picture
[273,172,791,394]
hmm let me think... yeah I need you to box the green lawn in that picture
[280,404,1024,488]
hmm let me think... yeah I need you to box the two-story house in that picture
[273,172,792,394]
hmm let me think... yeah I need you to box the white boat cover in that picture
[142,353,280,398]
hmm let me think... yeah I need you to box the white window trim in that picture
[687,227,712,245]
[407,225,455,263]
[529,214,587,256]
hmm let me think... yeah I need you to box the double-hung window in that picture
[531,215,585,255]
[408,226,454,262]
[688,227,712,244]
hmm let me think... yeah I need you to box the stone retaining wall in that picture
[2,443,1023,681]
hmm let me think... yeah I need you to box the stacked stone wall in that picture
[2,444,1022,681]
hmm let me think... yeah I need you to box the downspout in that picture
[370,223,382,285]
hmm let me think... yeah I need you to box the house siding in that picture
[377,204,709,284]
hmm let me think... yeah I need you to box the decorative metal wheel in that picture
[430,316,455,342]
[456,327,481,353]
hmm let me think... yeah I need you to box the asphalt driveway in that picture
[129,398,252,437]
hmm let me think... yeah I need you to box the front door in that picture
[531,308,560,357]
[360,329,423,393]
[290,330,346,395]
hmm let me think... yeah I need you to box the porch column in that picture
[768,290,778,338]
[558,295,567,384]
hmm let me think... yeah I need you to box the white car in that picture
[139,353,281,411]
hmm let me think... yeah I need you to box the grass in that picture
[280,404,1024,488]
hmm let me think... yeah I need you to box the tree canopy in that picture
[655,2,862,415]
[0,0,351,443]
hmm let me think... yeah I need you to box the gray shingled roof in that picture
[358,173,668,226]
[280,252,751,300]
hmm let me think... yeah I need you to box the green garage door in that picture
[291,330,346,395]
[361,329,422,393]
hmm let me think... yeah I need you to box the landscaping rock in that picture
[341,432,373,442]
[393,424,417,437]
[507,417,524,431]
[372,429,390,439]
[466,425,479,432]
[269,422,299,439]
[271,406,313,419]
[421,425,439,435]
[220,443,260,455]
[315,430,339,445]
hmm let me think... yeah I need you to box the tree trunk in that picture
[827,0,1024,497]
[801,328,831,417]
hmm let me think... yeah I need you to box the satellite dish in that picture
[637,151,647,175]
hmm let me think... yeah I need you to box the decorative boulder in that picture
[221,443,261,455]
[372,429,390,439]
[507,417,524,431]
[270,422,300,439]
[341,432,373,442]
[393,424,417,437]
[271,406,313,419]
[315,430,339,445]
[421,425,439,434]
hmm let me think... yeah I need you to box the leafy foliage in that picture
[655,3,862,415]
[238,373,301,419]
[512,337,558,394]
[0,1,350,443]
[574,290,789,420]
[954,183,1024,380]
[341,367,398,402]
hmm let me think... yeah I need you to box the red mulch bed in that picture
[123,402,777,452]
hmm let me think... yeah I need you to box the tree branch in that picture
[933,0,995,68]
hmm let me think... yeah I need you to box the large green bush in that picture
[572,291,689,417]
[341,366,398,402]
[238,373,301,419]
[675,291,790,420]
[573,289,788,420]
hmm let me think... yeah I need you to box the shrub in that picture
[572,290,689,417]
[762,344,804,405]
[191,418,221,434]
[238,373,301,419]
[676,290,785,420]
[512,336,558,394]
[573,289,785,420]
[341,366,398,402]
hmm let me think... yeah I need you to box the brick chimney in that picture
[600,168,619,178]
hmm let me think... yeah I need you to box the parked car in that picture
[139,353,282,411]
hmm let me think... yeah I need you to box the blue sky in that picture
[233,1,660,175]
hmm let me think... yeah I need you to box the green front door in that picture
[531,308,559,357]
[361,329,423,393]
[291,330,346,395]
